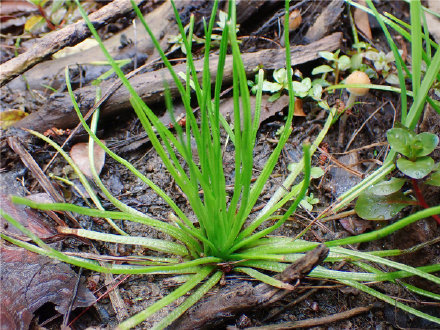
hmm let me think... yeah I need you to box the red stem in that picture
[37,5,57,31]
[411,178,440,224]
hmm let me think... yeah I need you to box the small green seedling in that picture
[248,68,324,102]
[355,127,440,223]
[312,50,352,84]
[364,48,402,85]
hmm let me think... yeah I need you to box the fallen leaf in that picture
[340,217,372,235]
[0,245,96,329]
[219,95,291,127]
[0,193,56,239]
[354,0,372,39]
[0,194,95,328]
[70,141,106,179]
[24,14,45,33]
[0,109,28,129]
[425,0,440,44]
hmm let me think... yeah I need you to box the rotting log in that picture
[3,0,196,91]
[12,32,342,133]
[4,0,269,91]
[0,0,149,87]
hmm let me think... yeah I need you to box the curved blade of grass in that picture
[151,270,222,330]
[340,279,440,325]
[364,0,408,122]
[249,106,336,235]
[116,266,214,329]
[235,267,296,290]
[58,227,189,257]
[0,228,218,276]
[331,247,440,285]
[11,196,194,246]
[23,127,127,235]
[401,282,440,301]
[229,144,311,253]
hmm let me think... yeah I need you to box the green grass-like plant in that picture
[1,0,440,328]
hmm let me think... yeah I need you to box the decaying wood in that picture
[0,0,149,87]
[12,32,342,133]
[4,0,194,91]
[170,245,329,330]
[5,0,269,92]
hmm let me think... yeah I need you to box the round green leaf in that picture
[412,132,439,157]
[338,55,351,71]
[355,188,411,220]
[387,128,414,157]
[425,170,440,187]
[312,65,334,75]
[370,177,406,196]
[397,156,435,179]
[318,51,336,61]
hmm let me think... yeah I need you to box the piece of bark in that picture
[304,0,344,43]
[12,32,342,133]
[0,0,149,87]
[170,244,329,330]
[5,0,269,92]
[4,0,194,91]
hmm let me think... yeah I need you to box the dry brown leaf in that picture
[70,141,106,179]
[0,193,95,328]
[0,245,95,329]
[354,0,372,39]
[426,0,440,44]
[220,95,291,127]
[0,193,56,239]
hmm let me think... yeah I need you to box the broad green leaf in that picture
[309,84,323,100]
[369,177,406,196]
[355,187,411,220]
[273,68,288,85]
[338,55,351,71]
[262,81,282,93]
[312,65,334,75]
[310,166,324,179]
[319,51,336,61]
[292,80,310,97]
[425,170,440,186]
[397,156,435,179]
[387,128,415,157]
[267,92,281,102]
[412,132,439,157]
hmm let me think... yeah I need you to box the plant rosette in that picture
[356,127,440,223]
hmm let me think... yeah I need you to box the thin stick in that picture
[247,305,375,329]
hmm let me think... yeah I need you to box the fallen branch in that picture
[4,0,195,91]
[12,33,342,133]
[170,245,329,330]
[0,0,148,87]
